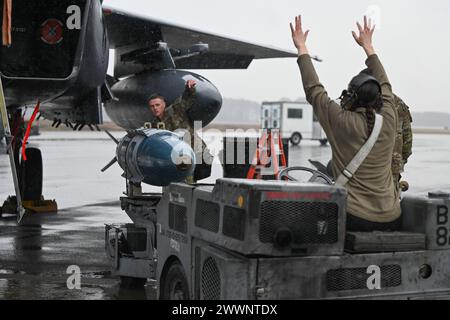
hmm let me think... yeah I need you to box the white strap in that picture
[335,114,384,187]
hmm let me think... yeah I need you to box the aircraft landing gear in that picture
[9,110,43,202]
[2,142,57,218]
[0,105,56,221]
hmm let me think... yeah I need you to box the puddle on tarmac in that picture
[0,279,108,300]
[0,270,157,300]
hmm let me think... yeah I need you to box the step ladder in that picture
[247,129,287,180]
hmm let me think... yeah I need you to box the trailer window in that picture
[288,109,303,119]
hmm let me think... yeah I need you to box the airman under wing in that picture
[104,6,297,78]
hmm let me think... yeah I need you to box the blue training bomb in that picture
[115,129,196,186]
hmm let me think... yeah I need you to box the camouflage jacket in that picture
[151,88,211,158]
[152,88,195,132]
[392,94,413,177]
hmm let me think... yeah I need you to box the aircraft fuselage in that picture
[0,0,108,124]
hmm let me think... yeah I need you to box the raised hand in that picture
[186,80,197,90]
[352,16,376,56]
[290,15,310,55]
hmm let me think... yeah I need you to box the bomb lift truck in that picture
[105,159,450,300]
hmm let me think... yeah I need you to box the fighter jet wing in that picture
[103,6,298,78]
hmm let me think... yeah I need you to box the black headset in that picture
[340,73,381,110]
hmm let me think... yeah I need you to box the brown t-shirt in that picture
[297,54,401,223]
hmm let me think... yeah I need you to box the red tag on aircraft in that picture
[41,19,64,45]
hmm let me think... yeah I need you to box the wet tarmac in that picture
[0,132,158,300]
[0,201,161,300]
[0,131,449,299]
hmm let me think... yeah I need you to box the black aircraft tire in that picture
[21,148,43,201]
[160,261,190,300]
[120,276,147,289]
[290,133,302,146]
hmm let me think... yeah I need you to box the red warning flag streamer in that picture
[22,101,40,161]
[2,0,12,46]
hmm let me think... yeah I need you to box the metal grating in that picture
[223,206,246,241]
[194,247,201,299]
[201,257,221,300]
[326,265,402,292]
[259,201,339,244]
[169,203,187,234]
[126,227,147,252]
[195,200,220,233]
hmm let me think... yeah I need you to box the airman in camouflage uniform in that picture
[148,80,213,183]
[392,94,413,192]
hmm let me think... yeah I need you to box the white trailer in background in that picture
[261,100,327,146]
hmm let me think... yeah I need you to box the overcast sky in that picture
[105,0,450,113]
